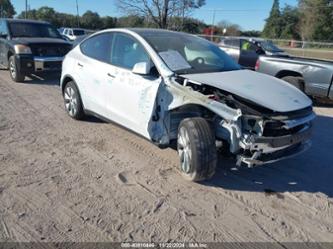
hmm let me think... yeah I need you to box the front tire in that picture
[177,117,217,182]
[63,81,84,120]
[9,56,25,82]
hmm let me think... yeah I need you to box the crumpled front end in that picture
[165,74,315,167]
[215,106,315,167]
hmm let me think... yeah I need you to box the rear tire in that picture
[281,76,304,91]
[177,117,217,182]
[63,81,84,120]
[9,56,25,82]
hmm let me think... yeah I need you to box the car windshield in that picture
[73,30,85,36]
[9,22,61,39]
[259,41,284,53]
[139,31,241,74]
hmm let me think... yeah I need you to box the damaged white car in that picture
[61,29,315,181]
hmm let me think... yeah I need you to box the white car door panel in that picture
[103,32,161,139]
[75,55,110,116]
[104,66,161,138]
[75,33,113,116]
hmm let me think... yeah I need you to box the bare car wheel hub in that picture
[177,127,192,174]
[64,87,77,117]
[10,60,16,78]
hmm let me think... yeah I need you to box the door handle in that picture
[107,73,115,78]
[77,62,84,68]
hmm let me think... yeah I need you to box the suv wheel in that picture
[63,81,84,120]
[177,117,217,182]
[9,56,25,82]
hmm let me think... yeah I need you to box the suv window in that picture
[0,20,8,36]
[111,33,150,70]
[9,22,61,38]
[73,30,85,36]
[80,33,113,63]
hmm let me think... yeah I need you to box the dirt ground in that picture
[0,70,332,243]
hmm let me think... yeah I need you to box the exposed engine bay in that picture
[170,75,315,167]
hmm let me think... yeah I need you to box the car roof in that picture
[127,28,189,36]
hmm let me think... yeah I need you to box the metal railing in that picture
[197,34,333,61]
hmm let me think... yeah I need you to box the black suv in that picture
[0,19,72,82]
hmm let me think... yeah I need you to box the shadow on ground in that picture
[24,73,61,85]
[207,115,333,198]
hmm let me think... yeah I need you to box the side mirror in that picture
[132,62,151,75]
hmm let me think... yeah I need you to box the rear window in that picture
[9,22,61,38]
[73,30,85,36]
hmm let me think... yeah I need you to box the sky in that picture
[10,0,298,31]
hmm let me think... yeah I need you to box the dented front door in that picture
[103,32,161,139]
[103,67,161,139]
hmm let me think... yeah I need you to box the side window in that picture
[69,30,73,36]
[80,33,113,63]
[0,21,8,36]
[241,40,257,52]
[111,33,150,70]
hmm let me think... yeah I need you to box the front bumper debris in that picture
[237,140,311,167]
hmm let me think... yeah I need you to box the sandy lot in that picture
[0,70,332,243]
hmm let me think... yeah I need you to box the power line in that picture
[199,5,333,13]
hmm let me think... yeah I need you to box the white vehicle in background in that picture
[61,28,315,182]
[63,28,86,41]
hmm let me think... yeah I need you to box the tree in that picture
[0,0,16,18]
[262,0,282,38]
[166,15,205,32]
[101,16,118,29]
[81,11,103,30]
[217,20,241,36]
[117,15,144,27]
[280,5,300,39]
[299,0,333,41]
[116,0,206,29]
[241,30,261,37]
[17,7,79,28]
[35,7,57,23]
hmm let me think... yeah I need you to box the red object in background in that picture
[203,27,216,36]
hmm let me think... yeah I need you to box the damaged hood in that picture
[181,70,312,113]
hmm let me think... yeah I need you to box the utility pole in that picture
[25,0,28,19]
[76,0,80,28]
[211,9,216,41]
